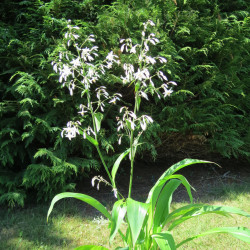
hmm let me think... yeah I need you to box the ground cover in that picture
[1,161,249,249]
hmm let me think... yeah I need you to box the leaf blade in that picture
[47,192,111,222]
[152,232,176,250]
[126,198,150,247]
[177,227,250,248]
[111,149,130,185]
[110,200,127,243]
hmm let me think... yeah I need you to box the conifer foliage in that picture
[0,0,249,207]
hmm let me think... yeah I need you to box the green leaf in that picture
[152,232,176,250]
[47,193,111,222]
[168,205,250,231]
[153,179,181,231]
[78,130,99,146]
[146,159,217,203]
[126,198,149,247]
[111,149,130,185]
[85,134,99,146]
[135,95,141,111]
[75,245,109,250]
[110,200,127,243]
[94,112,103,132]
[165,203,204,225]
[177,227,250,248]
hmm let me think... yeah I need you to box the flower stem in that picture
[128,129,134,198]
[128,92,140,198]
[87,91,113,186]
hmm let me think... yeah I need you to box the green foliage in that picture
[48,159,250,249]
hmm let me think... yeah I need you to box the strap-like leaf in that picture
[110,200,127,243]
[111,149,130,185]
[177,227,250,248]
[153,179,181,231]
[126,198,150,247]
[79,130,99,146]
[165,204,204,225]
[47,192,111,221]
[169,205,250,231]
[85,134,99,146]
[146,159,217,203]
[94,112,103,132]
[152,232,176,250]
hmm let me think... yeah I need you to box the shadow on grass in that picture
[0,199,105,250]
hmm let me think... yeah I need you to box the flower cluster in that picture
[53,19,176,147]
[116,20,176,140]
[119,20,177,102]
[51,21,120,98]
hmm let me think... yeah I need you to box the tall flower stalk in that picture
[118,20,176,197]
[52,20,176,198]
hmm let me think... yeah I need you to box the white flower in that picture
[162,84,173,97]
[70,57,81,68]
[148,20,155,26]
[130,119,135,130]
[140,119,146,130]
[88,34,95,42]
[118,135,122,145]
[51,62,58,73]
[69,80,75,96]
[145,115,153,123]
[106,51,118,62]
[86,126,96,136]
[61,121,80,140]
[109,93,122,104]
[59,64,72,82]
[121,43,127,52]
[168,81,177,86]
[148,33,159,45]
[140,91,149,100]
[78,104,88,116]
[158,57,167,63]
[140,115,153,131]
[144,41,149,51]
[100,102,105,112]
[119,106,126,113]
[134,68,150,81]
[157,71,168,81]
[105,62,113,69]
[113,188,118,198]
[96,86,109,100]
[91,176,97,187]
[73,34,80,40]
[145,56,156,65]
[130,45,139,54]
[117,120,124,131]
[129,111,137,119]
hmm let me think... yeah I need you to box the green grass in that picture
[0,181,249,249]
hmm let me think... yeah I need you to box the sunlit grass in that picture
[1,181,249,249]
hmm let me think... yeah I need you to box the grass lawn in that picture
[0,179,249,249]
